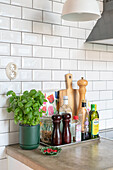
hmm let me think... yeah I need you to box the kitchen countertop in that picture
[6,138,113,170]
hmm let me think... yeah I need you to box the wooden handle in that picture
[65,73,73,90]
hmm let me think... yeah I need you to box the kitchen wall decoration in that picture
[42,91,58,117]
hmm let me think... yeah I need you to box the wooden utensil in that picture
[59,73,80,118]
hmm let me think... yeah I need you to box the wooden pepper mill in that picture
[77,77,88,112]
[52,114,62,146]
[62,113,71,144]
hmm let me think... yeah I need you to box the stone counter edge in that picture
[6,146,47,170]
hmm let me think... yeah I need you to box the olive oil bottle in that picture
[89,104,99,139]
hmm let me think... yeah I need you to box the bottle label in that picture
[71,123,75,142]
[63,100,68,105]
[89,121,91,133]
[75,124,81,142]
[91,118,99,136]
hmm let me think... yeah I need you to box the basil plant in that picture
[7,89,47,126]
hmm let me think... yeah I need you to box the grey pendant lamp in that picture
[62,0,101,21]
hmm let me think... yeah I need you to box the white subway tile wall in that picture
[0,0,112,168]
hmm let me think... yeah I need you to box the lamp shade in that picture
[62,0,101,21]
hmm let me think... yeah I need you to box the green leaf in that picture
[27,112,33,119]
[7,107,12,113]
[34,110,39,115]
[23,120,27,124]
[14,119,18,124]
[33,92,39,98]
[40,112,43,117]
[25,101,32,108]
[29,89,37,96]
[23,91,29,96]
[26,97,33,102]
[21,99,27,104]
[44,99,47,102]
[33,103,39,108]
[19,117,22,121]
[7,90,16,97]
[9,96,15,103]
[10,100,15,106]
[14,108,20,114]
[24,108,30,114]
[18,102,24,108]
[12,102,18,110]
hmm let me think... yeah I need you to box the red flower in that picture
[47,149,53,152]
[44,150,47,153]
[42,106,46,112]
[47,94,54,103]
[53,150,57,153]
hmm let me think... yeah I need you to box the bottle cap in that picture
[73,116,78,120]
[55,91,59,99]
[91,104,95,111]
[82,102,86,107]
[63,96,68,100]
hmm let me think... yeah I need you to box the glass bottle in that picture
[71,116,81,143]
[59,96,72,132]
[59,96,72,120]
[84,110,89,140]
[74,116,81,142]
[89,104,99,139]
[78,101,87,141]
[71,116,76,143]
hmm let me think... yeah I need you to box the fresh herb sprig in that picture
[7,89,47,126]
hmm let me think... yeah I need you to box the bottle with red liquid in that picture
[52,114,62,146]
[62,113,71,144]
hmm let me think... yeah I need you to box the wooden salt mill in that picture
[77,77,88,112]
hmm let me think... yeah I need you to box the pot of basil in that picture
[7,89,47,150]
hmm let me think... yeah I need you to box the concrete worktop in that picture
[6,138,113,170]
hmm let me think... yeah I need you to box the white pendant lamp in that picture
[62,0,101,21]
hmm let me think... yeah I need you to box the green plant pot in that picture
[19,124,40,150]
